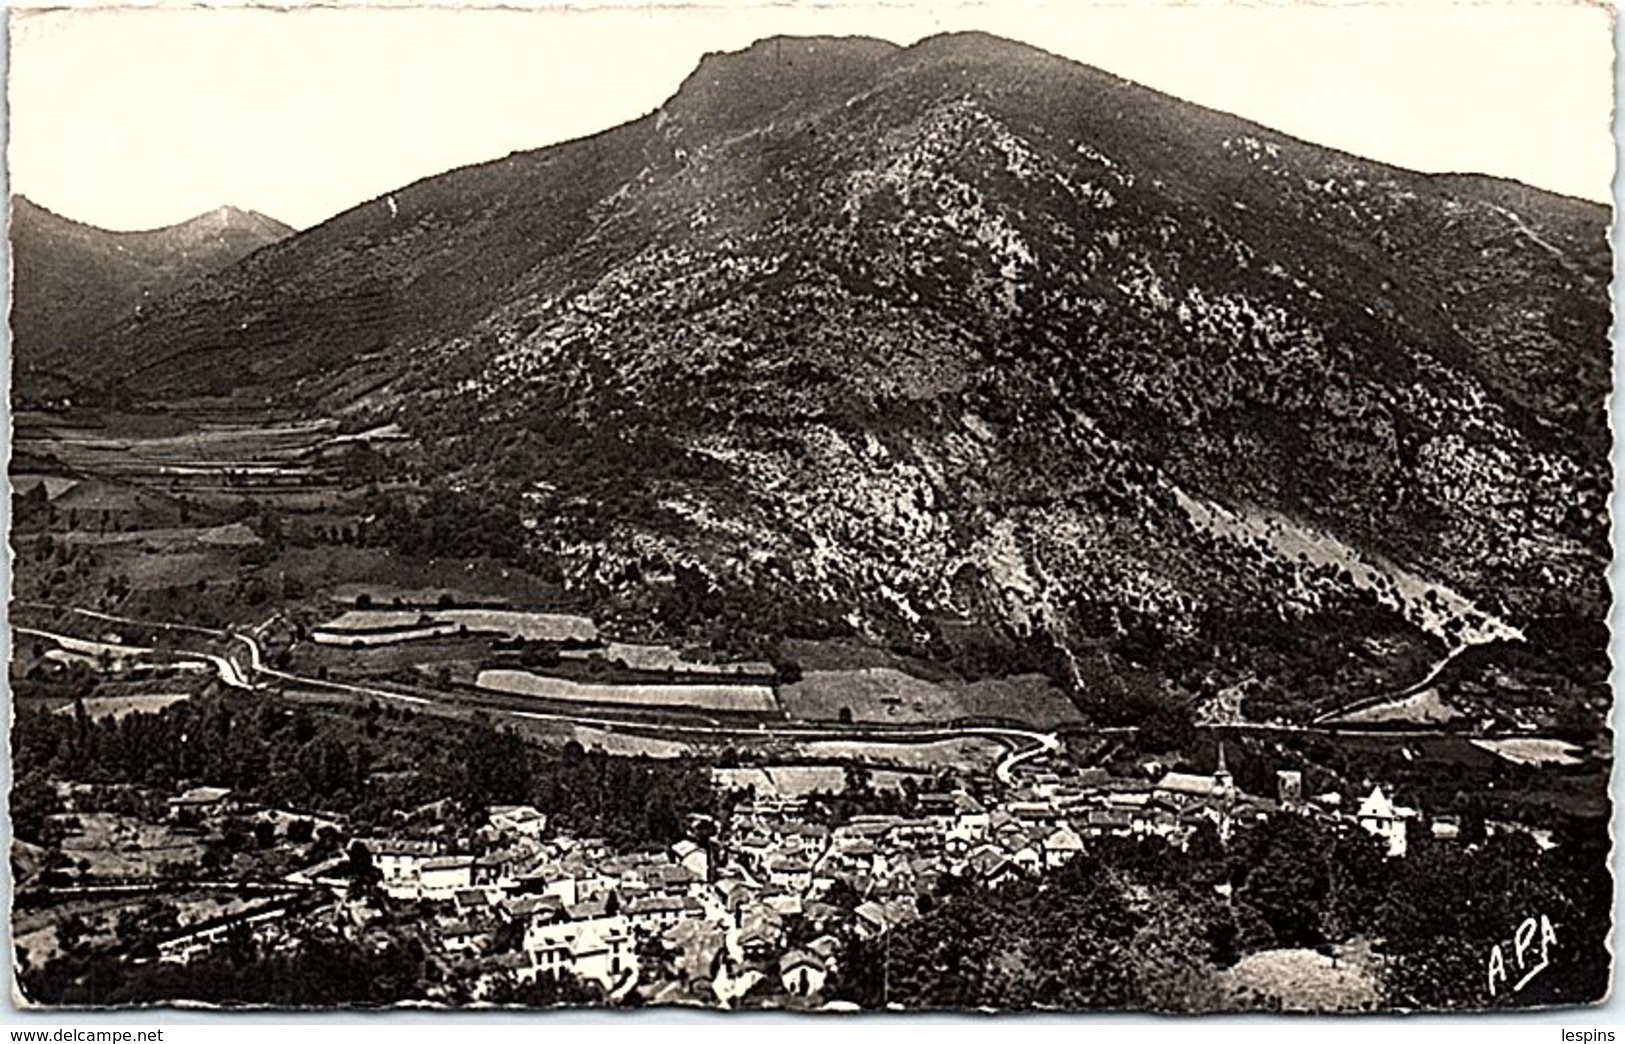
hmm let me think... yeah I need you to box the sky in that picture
[6,1,1616,232]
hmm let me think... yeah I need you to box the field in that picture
[116,550,247,594]
[781,638,957,679]
[562,726,705,758]
[11,409,402,629]
[713,765,925,798]
[781,668,957,723]
[57,813,208,881]
[275,548,569,609]
[781,667,1082,728]
[950,675,1085,726]
[714,765,846,796]
[475,668,778,712]
[55,693,193,721]
[14,411,339,481]
[313,608,597,644]
[1469,737,1585,767]
[1329,688,1463,726]
[560,642,775,677]
[1211,942,1383,1012]
[313,624,464,646]
[289,636,488,678]
[437,609,597,641]
[60,522,262,549]
[786,737,1004,772]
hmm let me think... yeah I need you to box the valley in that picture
[9,26,1612,1013]
[12,404,1608,802]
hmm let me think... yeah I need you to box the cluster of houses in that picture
[136,746,1443,1004]
[273,803,834,1004]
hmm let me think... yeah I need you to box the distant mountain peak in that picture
[10,196,295,387]
[10,196,292,240]
[177,204,294,240]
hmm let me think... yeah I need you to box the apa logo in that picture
[1487,913,1556,998]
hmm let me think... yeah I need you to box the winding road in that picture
[1308,643,1472,726]
[23,601,1534,788]
[18,602,1070,789]
[15,624,254,690]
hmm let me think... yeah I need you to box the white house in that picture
[671,839,710,880]
[951,794,990,840]
[359,838,439,899]
[766,855,813,894]
[488,804,548,839]
[1356,786,1418,858]
[526,913,637,989]
[166,786,236,823]
[419,856,477,901]
[1041,824,1085,869]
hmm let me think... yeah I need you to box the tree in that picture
[1459,798,1489,846]
[487,969,602,1007]
[1130,893,1224,1012]
[345,841,382,900]
[1235,817,1331,948]
[54,916,92,956]
[11,771,64,845]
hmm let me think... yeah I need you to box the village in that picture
[72,742,1476,1010]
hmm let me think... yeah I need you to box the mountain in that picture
[10,196,293,398]
[87,33,1613,720]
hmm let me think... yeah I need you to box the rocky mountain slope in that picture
[10,196,293,399]
[89,33,1613,720]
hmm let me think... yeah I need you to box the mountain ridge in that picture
[15,196,293,239]
[48,32,1613,722]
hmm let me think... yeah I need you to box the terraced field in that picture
[313,608,597,645]
[474,668,778,712]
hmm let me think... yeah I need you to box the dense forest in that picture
[11,691,716,849]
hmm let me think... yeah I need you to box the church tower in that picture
[1214,741,1235,799]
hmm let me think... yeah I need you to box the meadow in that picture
[780,666,1082,728]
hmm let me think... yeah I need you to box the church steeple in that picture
[1214,741,1234,797]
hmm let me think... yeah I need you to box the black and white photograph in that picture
[5,0,1617,1015]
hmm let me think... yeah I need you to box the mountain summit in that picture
[75,33,1612,719]
[11,196,294,397]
